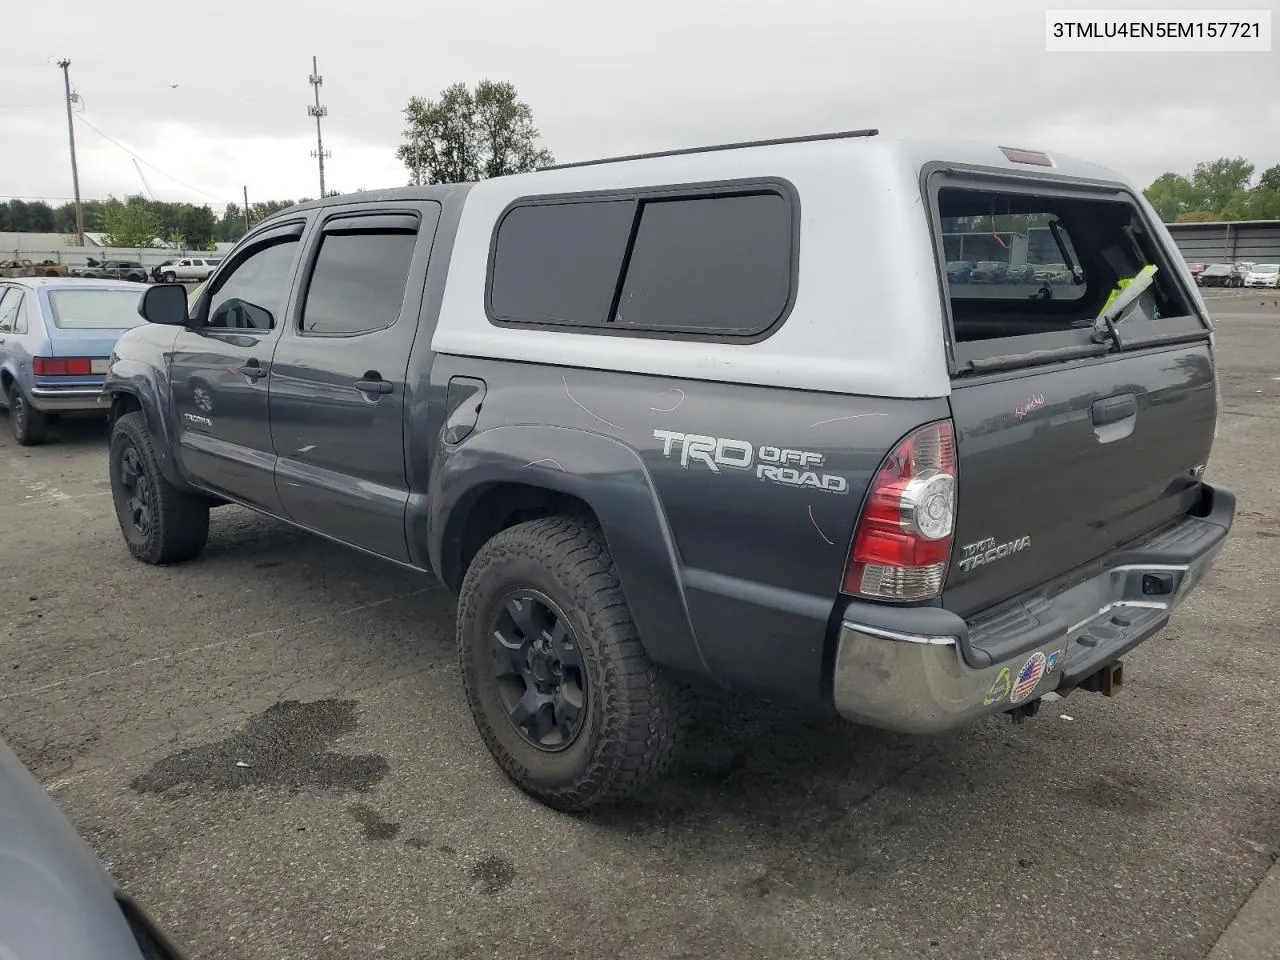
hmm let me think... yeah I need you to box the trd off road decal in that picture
[652,430,848,494]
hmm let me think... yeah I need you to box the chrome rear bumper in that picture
[832,485,1233,735]
[28,387,108,414]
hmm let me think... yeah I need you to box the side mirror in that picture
[138,284,189,326]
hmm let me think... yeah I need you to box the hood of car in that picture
[0,737,145,960]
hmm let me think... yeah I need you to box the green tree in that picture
[216,203,246,243]
[1221,186,1280,222]
[1144,173,1201,222]
[178,205,217,249]
[1257,164,1280,192]
[27,202,55,232]
[102,197,161,247]
[5,200,32,232]
[1190,157,1254,214]
[81,200,106,233]
[251,199,296,222]
[53,202,78,233]
[396,79,553,185]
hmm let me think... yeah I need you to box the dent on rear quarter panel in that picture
[426,354,949,703]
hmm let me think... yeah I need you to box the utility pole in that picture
[243,185,251,233]
[307,56,330,198]
[57,59,85,247]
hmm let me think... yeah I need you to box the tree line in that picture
[12,82,1271,248]
[0,195,309,250]
[1144,158,1280,223]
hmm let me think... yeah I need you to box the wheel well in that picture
[452,483,598,592]
[108,392,143,430]
[0,369,13,394]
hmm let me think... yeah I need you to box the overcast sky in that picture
[1,0,1275,211]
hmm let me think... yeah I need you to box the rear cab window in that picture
[927,170,1207,375]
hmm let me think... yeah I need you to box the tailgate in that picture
[929,165,1217,619]
[945,344,1215,616]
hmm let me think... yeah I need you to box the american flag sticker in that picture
[1010,652,1047,704]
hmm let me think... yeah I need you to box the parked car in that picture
[1197,263,1235,287]
[0,733,185,960]
[1243,263,1280,288]
[0,277,147,445]
[946,260,975,282]
[103,133,1232,811]
[154,257,223,283]
[969,259,1009,282]
[0,258,69,278]
[73,259,149,283]
[1185,262,1206,281]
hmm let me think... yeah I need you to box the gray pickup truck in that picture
[103,131,1234,811]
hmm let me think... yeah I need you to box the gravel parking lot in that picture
[3,291,1278,960]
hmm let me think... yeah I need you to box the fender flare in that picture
[429,424,717,683]
[103,364,194,492]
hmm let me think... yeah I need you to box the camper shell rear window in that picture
[928,171,1207,374]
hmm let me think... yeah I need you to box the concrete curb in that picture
[1208,858,1280,960]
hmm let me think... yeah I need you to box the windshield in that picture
[1253,264,1279,275]
[47,289,146,329]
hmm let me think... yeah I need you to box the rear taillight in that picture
[842,420,957,602]
[34,357,93,376]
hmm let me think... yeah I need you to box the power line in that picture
[71,113,232,205]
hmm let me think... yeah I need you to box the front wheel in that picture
[161,271,176,283]
[457,516,690,812]
[109,411,209,564]
[8,383,48,446]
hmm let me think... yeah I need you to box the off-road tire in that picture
[109,411,209,564]
[458,516,691,812]
[161,271,176,283]
[8,383,48,446]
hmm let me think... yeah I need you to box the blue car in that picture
[0,277,149,445]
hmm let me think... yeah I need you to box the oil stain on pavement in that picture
[348,803,401,841]
[130,699,388,794]
[470,855,516,894]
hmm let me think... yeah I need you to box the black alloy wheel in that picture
[116,442,155,539]
[490,590,588,752]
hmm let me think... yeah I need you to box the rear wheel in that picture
[458,516,690,812]
[8,383,48,446]
[109,412,209,564]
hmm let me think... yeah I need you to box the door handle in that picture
[237,360,267,381]
[1092,394,1136,426]
[354,372,393,395]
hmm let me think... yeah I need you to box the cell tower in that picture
[307,56,331,197]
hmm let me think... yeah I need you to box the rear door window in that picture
[300,226,417,337]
